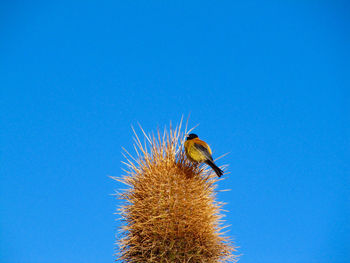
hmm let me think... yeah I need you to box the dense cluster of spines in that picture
[113,123,238,262]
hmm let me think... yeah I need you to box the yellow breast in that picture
[184,140,208,163]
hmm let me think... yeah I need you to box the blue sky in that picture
[1,1,349,263]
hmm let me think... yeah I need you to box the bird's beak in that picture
[185,134,189,138]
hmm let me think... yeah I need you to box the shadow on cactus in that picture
[112,120,239,262]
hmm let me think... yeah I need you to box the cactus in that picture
[113,121,238,262]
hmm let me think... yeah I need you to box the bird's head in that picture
[186,133,198,141]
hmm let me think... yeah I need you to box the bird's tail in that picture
[205,160,223,177]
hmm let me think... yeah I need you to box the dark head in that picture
[186,133,198,141]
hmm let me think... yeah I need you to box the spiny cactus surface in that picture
[113,123,238,262]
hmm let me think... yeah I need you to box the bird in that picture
[184,133,223,177]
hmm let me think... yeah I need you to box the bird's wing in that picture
[194,142,213,162]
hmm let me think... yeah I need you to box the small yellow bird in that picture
[184,133,223,177]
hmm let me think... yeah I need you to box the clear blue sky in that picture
[1,1,349,263]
